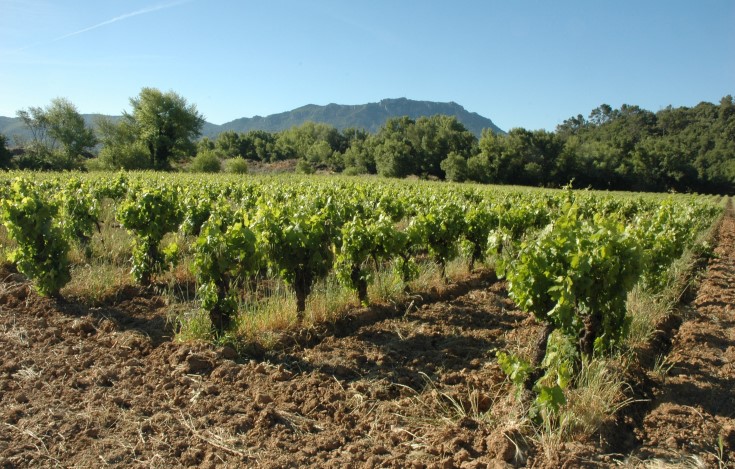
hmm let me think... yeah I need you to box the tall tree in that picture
[125,88,204,170]
[0,134,11,169]
[15,98,96,169]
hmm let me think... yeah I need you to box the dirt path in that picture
[627,198,735,466]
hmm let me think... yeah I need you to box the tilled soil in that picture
[0,270,540,468]
[625,200,735,467]
[1,200,734,468]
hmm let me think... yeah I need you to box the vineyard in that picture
[0,171,732,467]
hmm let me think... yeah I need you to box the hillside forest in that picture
[1,89,733,194]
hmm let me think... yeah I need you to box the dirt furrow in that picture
[629,198,735,466]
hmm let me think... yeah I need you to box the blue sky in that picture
[1,0,733,131]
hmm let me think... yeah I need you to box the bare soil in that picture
[625,200,735,466]
[1,200,733,468]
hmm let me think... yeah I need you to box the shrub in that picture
[224,157,249,174]
[190,151,221,173]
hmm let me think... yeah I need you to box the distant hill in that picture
[0,98,503,144]
[0,114,118,145]
[213,98,503,137]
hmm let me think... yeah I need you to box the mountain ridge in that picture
[214,98,503,137]
[0,98,503,143]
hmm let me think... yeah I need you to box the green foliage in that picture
[14,98,96,170]
[499,204,644,356]
[59,178,100,257]
[117,185,182,284]
[95,117,151,170]
[193,206,259,335]
[123,88,204,170]
[463,204,497,269]
[224,157,249,174]
[180,190,214,236]
[277,121,346,171]
[498,331,573,420]
[91,171,129,201]
[254,202,336,317]
[190,150,221,173]
[214,130,247,158]
[0,134,13,169]
[539,331,576,390]
[0,178,71,296]
[633,199,718,291]
[533,384,567,418]
[295,159,315,174]
[373,115,477,179]
[497,351,532,388]
[408,200,467,278]
[440,152,469,182]
[335,214,404,305]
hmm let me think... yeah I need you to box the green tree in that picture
[124,88,205,170]
[277,121,346,169]
[373,116,417,178]
[440,152,468,182]
[0,134,11,169]
[466,153,492,183]
[414,115,476,178]
[374,138,414,178]
[95,117,151,170]
[15,98,97,170]
[241,130,281,161]
[215,130,247,158]
[342,136,376,174]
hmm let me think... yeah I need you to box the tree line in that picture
[2,88,733,193]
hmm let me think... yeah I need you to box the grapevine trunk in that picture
[351,264,369,306]
[524,323,554,393]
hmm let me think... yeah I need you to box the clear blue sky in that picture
[1,0,733,131]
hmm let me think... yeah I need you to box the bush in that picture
[95,142,151,170]
[190,151,221,173]
[224,157,249,174]
[343,165,369,176]
[440,152,468,182]
[295,159,315,174]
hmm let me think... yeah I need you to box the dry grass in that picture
[626,285,670,351]
[61,262,130,303]
[533,357,631,460]
[173,254,476,349]
[623,455,709,468]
